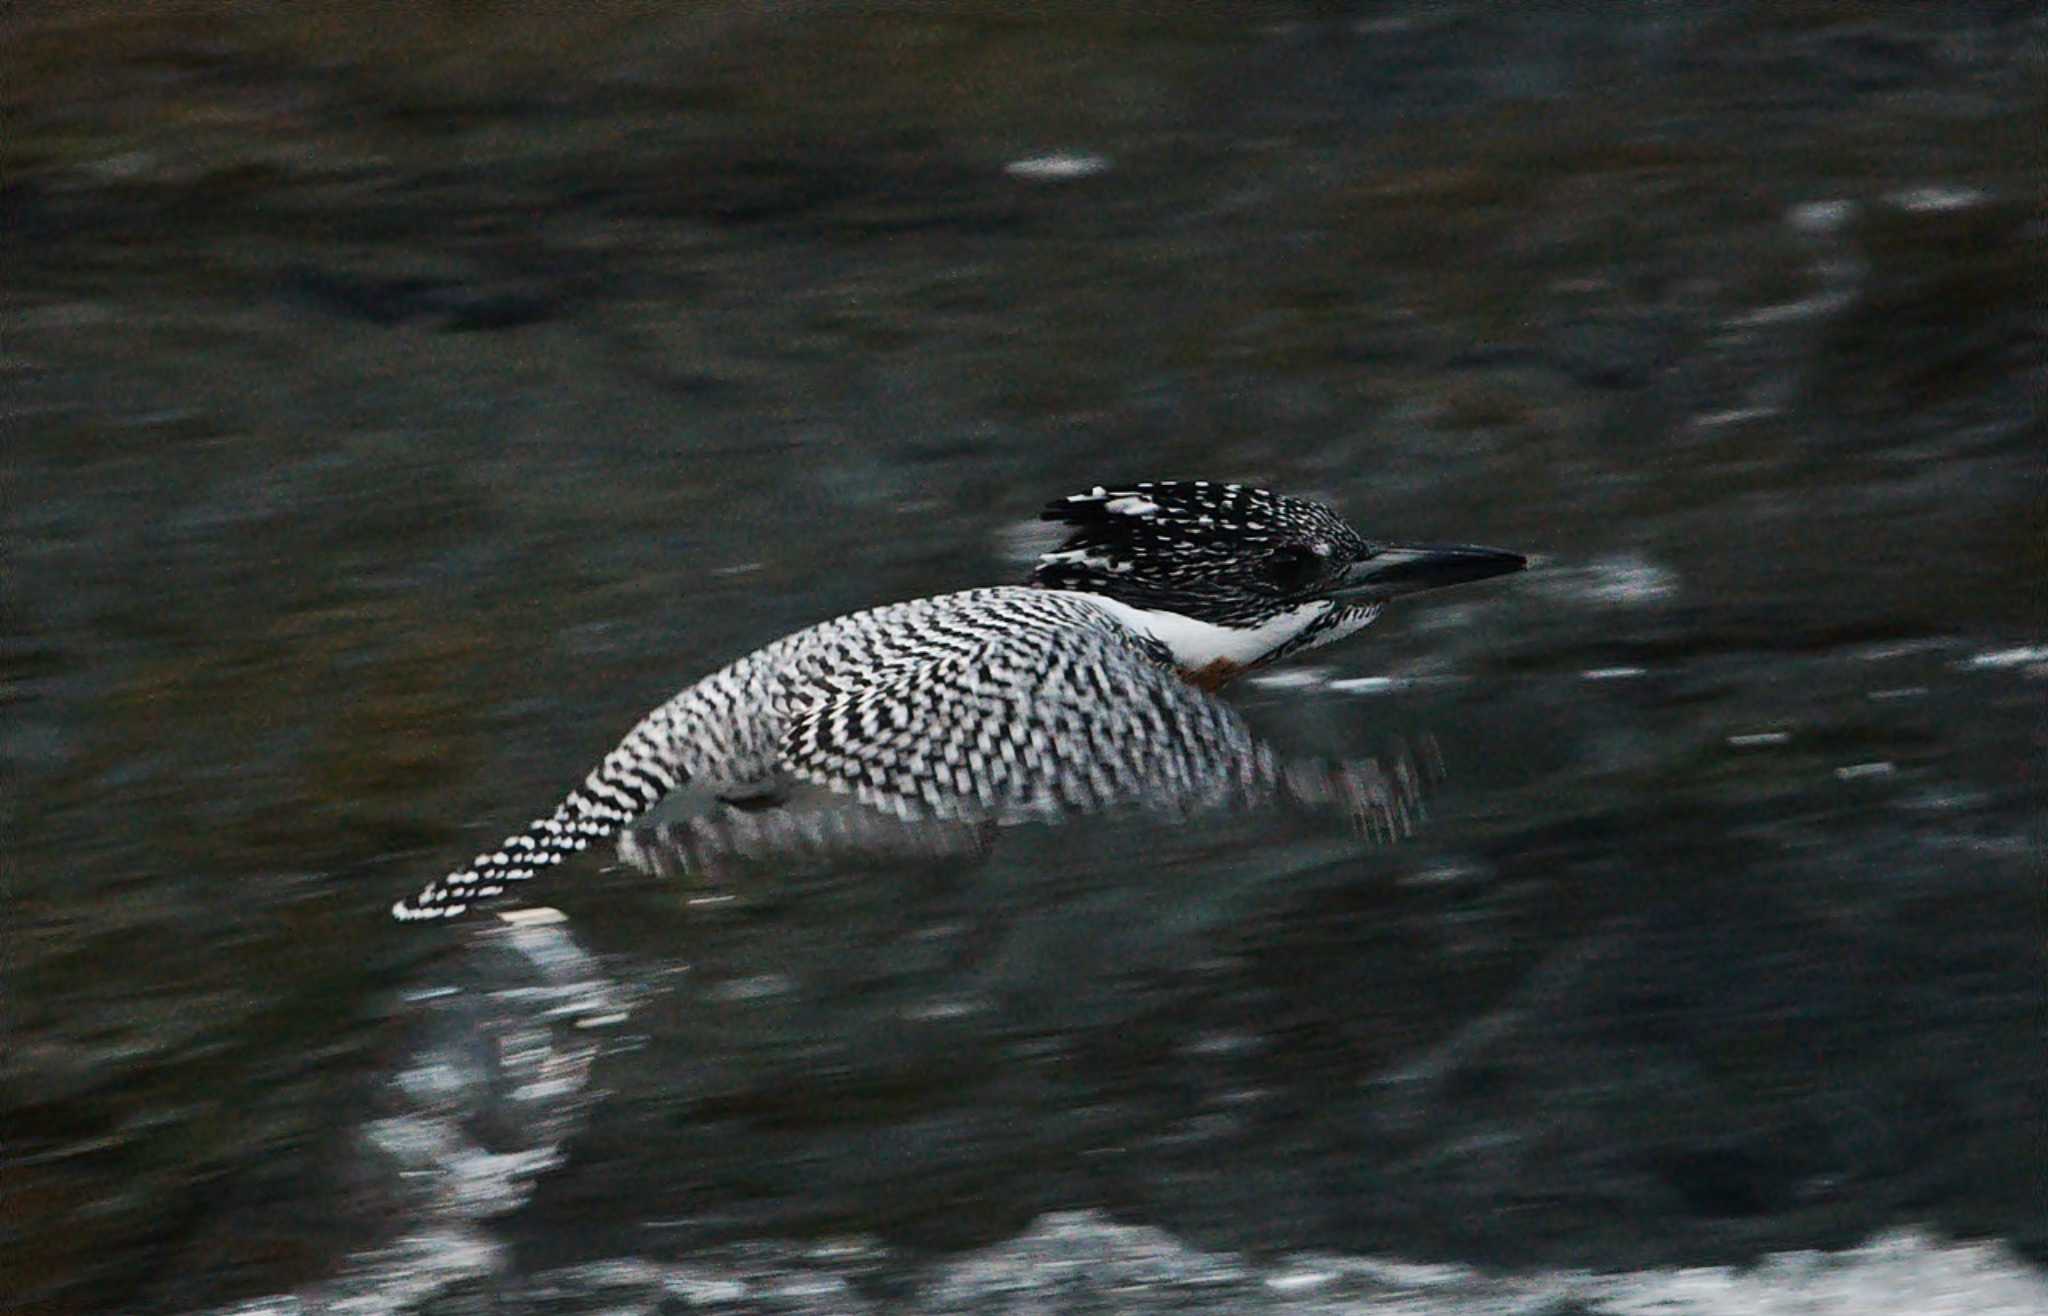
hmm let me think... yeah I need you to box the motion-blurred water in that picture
[5,5,2044,1313]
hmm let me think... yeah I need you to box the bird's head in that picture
[1031,481,1524,684]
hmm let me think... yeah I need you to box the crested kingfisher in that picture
[393,481,1525,921]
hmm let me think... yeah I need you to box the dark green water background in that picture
[4,5,2043,1313]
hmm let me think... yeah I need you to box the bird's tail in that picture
[392,737,683,922]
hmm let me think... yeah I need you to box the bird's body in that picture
[393,482,1523,922]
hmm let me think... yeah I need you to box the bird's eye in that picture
[1262,544,1322,593]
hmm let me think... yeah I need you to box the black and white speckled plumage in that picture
[393,589,1276,921]
[1037,481,1367,625]
[393,482,1521,922]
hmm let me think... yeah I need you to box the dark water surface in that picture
[5,5,2045,1314]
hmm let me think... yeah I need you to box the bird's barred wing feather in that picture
[781,626,1282,824]
[390,721,685,922]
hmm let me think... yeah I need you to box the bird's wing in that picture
[780,625,1282,825]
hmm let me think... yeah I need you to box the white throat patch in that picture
[1073,593,1339,671]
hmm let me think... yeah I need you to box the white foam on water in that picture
[1247,665,1333,690]
[1963,645,2048,671]
[1535,553,1681,608]
[198,1203,2048,1315]
[191,919,2045,1316]
[1004,151,1112,182]
[1887,184,1991,213]
[192,916,632,1316]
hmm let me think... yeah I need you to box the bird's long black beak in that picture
[1333,542,1527,601]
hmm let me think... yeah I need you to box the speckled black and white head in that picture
[1032,480,1524,686]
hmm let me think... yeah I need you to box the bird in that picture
[392,481,1525,922]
